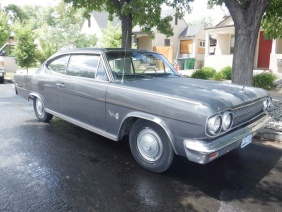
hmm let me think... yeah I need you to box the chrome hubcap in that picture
[36,98,44,116]
[137,128,163,162]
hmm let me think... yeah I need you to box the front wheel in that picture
[33,97,53,122]
[129,120,174,173]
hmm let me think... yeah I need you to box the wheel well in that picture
[118,117,138,140]
[118,117,172,144]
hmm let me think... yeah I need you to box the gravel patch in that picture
[265,96,282,132]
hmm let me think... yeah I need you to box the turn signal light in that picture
[210,152,219,159]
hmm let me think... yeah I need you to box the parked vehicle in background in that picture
[0,57,4,83]
[14,48,272,173]
[0,42,17,83]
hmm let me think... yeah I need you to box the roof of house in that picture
[179,25,204,37]
[92,11,120,29]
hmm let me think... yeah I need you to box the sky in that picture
[1,0,59,7]
[1,0,228,25]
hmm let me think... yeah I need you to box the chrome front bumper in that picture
[183,114,272,164]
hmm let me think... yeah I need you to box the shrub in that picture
[220,66,232,80]
[214,72,224,81]
[191,69,210,79]
[201,67,216,78]
[253,72,277,90]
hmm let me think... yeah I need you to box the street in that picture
[0,82,281,211]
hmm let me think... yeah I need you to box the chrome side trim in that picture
[120,111,178,154]
[45,108,118,141]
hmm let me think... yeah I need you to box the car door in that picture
[57,54,109,130]
[38,54,70,113]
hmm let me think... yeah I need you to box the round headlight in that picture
[222,112,233,131]
[207,115,222,135]
[263,98,269,111]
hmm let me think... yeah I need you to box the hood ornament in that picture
[239,85,245,93]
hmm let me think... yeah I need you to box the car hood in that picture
[121,77,268,112]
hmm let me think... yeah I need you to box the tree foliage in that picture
[64,0,193,48]
[261,0,282,39]
[30,2,97,63]
[13,21,37,71]
[4,4,28,23]
[99,22,122,48]
[0,8,11,47]
[187,16,213,27]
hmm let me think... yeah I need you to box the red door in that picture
[258,31,272,68]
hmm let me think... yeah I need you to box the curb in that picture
[255,129,282,143]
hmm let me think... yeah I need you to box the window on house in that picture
[164,39,170,46]
[199,40,205,48]
[175,15,178,25]
[198,40,205,54]
[230,35,235,54]
[180,40,193,54]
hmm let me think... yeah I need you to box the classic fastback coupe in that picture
[14,48,272,173]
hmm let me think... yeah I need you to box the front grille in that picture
[232,100,264,126]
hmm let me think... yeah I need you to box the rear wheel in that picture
[129,120,174,173]
[33,97,53,122]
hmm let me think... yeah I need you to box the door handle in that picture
[56,82,65,87]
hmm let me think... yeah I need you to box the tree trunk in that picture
[225,0,269,86]
[121,14,132,49]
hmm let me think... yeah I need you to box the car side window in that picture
[47,55,69,74]
[96,61,108,81]
[67,54,99,79]
[1,44,15,56]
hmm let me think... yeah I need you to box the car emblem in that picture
[108,110,119,120]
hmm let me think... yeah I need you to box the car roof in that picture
[46,48,161,63]
[56,48,158,55]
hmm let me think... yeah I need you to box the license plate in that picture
[241,134,253,148]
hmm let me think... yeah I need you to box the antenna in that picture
[121,27,129,83]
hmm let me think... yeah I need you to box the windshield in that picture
[105,51,178,80]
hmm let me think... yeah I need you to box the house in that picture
[178,25,206,69]
[133,9,206,68]
[81,11,120,42]
[204,16,282,76]
[81,10,206,69]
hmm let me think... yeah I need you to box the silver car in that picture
[14,48,272,173]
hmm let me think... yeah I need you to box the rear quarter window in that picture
[47,55,70,74]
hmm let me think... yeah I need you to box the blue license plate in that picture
[241,134,253,148]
